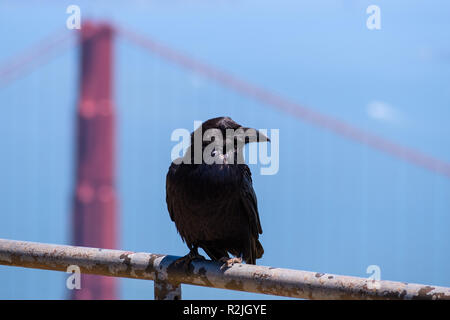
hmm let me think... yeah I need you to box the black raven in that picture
[166,116,269,267]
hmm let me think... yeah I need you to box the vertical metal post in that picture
[72,21,118,300]
[154,274,182,300]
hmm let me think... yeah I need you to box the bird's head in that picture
[186,116,270,164]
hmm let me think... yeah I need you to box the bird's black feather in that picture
[165,117,266,264]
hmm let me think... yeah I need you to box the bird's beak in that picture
[241,127,271,143]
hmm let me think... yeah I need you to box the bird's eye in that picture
[211,149,218,157]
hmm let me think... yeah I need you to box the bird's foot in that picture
[173,250,206,271]
[219,256,243,269]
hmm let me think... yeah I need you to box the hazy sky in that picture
[0,1,449,299]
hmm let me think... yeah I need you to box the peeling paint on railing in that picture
[0,238,449,300]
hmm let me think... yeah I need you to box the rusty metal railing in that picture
[0,238,449,300]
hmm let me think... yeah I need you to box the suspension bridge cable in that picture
[0,29,76,87]
[1,25,449,179]
[117,25,450,179]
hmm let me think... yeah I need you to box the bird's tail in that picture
[255,239,264,259]
[245,238,264,265]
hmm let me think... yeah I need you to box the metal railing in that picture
[0,238,449,300]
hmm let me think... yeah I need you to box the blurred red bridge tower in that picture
[72,22,118,300]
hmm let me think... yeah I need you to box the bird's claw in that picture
[193,254,206,262]
[174,252,206,271]
[219,257,242,269]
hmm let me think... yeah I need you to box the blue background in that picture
[0,0,449,299]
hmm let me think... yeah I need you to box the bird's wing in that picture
[166,161,180,222]
[240,165,263,235]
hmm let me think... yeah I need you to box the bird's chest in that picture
[175,164,243,216]
[169,164,250,243]
[185,164,237,194]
